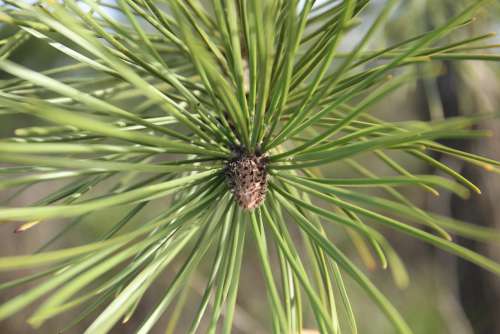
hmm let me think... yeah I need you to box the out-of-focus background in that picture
[0,1,499,333]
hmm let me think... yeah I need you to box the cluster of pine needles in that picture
[0,0,499,333]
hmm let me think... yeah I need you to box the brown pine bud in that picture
[225,153,268,210]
